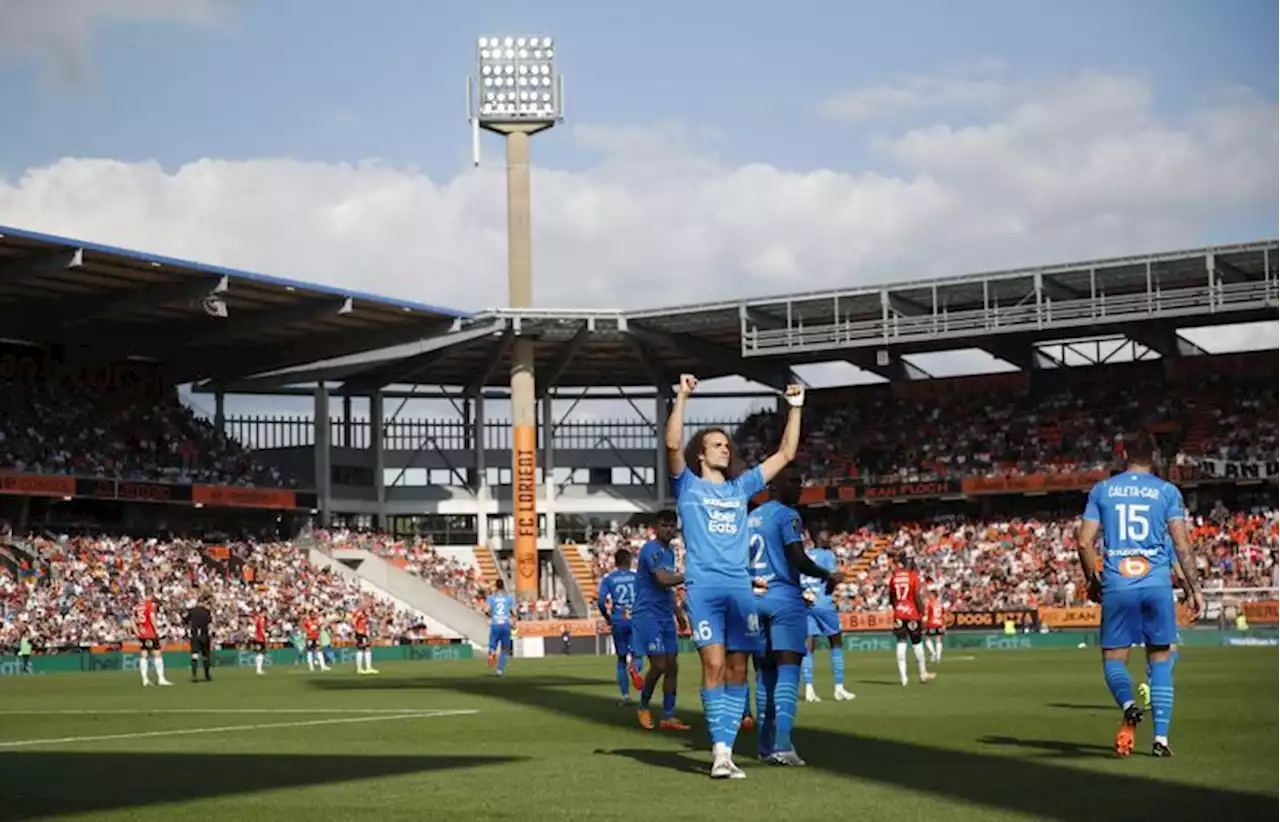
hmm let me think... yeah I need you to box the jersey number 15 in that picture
[1114,503,1151,541]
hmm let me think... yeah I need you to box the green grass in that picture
[0,648,1274,821]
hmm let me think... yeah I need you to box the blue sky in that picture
[1,0,1276,187]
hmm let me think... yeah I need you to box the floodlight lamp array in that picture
[475,36,559,121]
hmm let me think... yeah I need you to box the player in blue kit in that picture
[597,549,645,702]
[748,476,844,766]
[801,543,855,703]
[1077,434,1204,758]
[485,579,517,677]
[632,509,692,731]
[665,372,806,779]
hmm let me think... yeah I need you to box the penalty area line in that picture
[0,708,479,749]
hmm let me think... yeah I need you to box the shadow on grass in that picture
[0,751,521,821]
[594,746,706,776]
[978,735,1115,759]
[1046,702,1116,712]
[313,673,1273,822]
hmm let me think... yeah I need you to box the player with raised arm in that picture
[633,509,692,731]
[353,599,379,676]
[486,579,517,676]
[131,589,171,687]
[749,476,845,766]
[253,608,268,675]
[1077,434,1203,757]
[923,585,946,664]
[801,542,854,703]
[890,556,934,686]
[597,549,645,702]
[666,372,805,780]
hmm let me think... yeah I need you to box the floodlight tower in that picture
[468,36,563,603]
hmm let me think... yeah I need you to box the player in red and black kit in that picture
[352,603,379,676]
[889,556,935,686]
[253,611,268,675]
[302,613,329,672]
[923,585,946,664]
[131,594,171,687]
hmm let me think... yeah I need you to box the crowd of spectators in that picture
[0,535,431,652]
[0,374,288,487]
[734,371,1276,486]
[313,528,490,612]
[578,507,1277,616]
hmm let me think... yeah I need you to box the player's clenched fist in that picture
[677,374,698,396]
[783,383,806,408]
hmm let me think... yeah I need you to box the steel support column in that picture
[313,386,331,527]
[370,391,386,530]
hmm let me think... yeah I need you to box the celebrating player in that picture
[486,579,516,676]
[633,509,691,731]
[923,586,946,664]
[748,477,844,766]
[597,549,644,702]
[801,542,854,703]
[131,589,171,687]
[1077,434,1203,757]
[665,372,805,779]
[253,608,268,675]
[353,599,379,676]
[889,556,934,686]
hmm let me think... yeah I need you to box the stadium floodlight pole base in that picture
[487,123,549,604]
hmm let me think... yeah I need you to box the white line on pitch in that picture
[0,708,479,749]
[0,708,458,716]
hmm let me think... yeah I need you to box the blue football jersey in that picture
[801,547,838,608]
[747,499,807,594]
[674,464,767,587]
[597,569,638,622]
[633,540,678,620]
[1083,472,1185,592]
[486,593,516,626]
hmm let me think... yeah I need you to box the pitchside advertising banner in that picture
[0,471,318,511]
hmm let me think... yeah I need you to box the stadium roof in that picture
[0,225,469,383]
[208,238,1278,394]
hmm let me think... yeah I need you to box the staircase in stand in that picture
[473,546,501,589]
[1177,403,1218,456]
[561,544,598,607]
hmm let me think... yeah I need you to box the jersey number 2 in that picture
[1114,504,1151,541]
[749,534,768,572]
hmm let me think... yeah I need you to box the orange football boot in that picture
[659,716,691,731]
[638,709,656,730]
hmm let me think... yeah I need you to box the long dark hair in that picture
[684,427,745,479]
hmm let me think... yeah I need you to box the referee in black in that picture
[186,595,214,682]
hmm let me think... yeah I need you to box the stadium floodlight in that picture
[465,36,565,604]
[468,35,563,166]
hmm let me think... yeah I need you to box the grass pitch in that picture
[0,647,1274,821]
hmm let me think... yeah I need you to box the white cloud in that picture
[0,72,1274,320]
[822,59,1011,123]
[0,0,233,83]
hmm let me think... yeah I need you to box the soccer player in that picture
[353,600,379,675]
[889,556,934,686]
[597,549,644,702]
[253,609,268,675]
[749,477,845,766]
[486,579,516,676]
[665,372,805,779]
[1078,437,1203,757]
[302,612,328,672]
[923,586,946,664]
[186,595,214,682]
[131,590,171,687]
[801,543,854,703]
[633,509,691,731]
